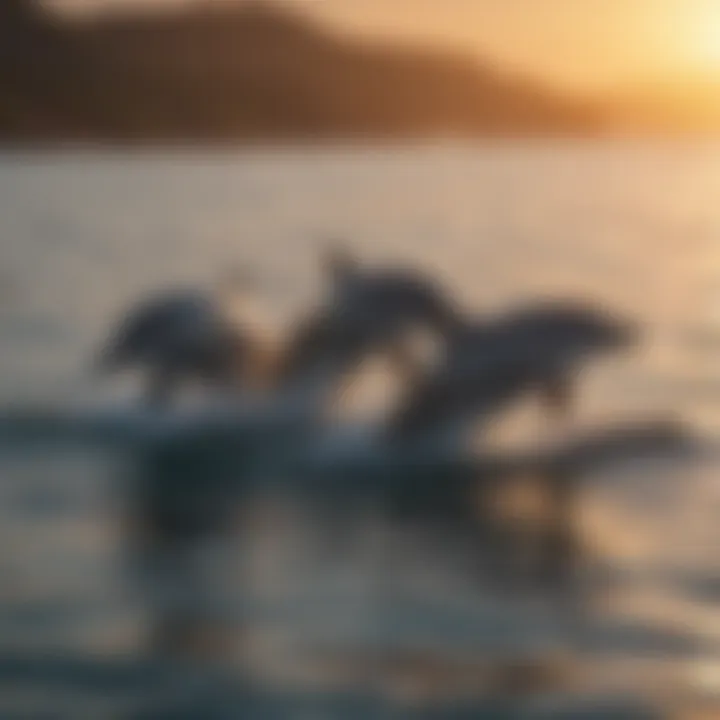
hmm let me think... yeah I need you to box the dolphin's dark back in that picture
[101,293,201,367]
[341,269,461,338]
[487,301,635,355]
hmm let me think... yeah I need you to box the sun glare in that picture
[686,3,720,69]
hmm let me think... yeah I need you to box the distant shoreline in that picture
[2,131,720,156]
[0,2,600,144]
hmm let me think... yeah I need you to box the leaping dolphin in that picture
[386,300,637,446]
[95,269,268,407]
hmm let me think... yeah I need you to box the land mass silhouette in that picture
[0,0,605,143]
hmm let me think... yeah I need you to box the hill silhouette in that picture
[0,1,602,143]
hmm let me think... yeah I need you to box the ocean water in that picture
[0,141,717,718]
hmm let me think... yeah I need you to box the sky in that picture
[52,0,720,92]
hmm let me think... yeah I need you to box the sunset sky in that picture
[54,0,720,92]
